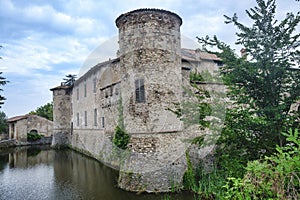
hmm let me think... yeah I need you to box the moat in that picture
[0,146,193,200]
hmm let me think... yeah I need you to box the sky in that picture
[0,0,299,118]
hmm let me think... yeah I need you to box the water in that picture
[0,146,194,200]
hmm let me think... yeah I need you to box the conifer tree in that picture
[0,46,8,107]
[198,0,300,159]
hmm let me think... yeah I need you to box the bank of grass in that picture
[165,129,300,200]
[182,157,227,199]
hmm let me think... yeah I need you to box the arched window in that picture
[29,129,38,134]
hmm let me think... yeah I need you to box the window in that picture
[215,61,223,66]
[94,109,97,126]
[105,89,109,98]
[76,88,79,100]
[84,83,87,97]
[29,129,38,134]
[84,111,87,126]
[76,113,79,126]
[101,117,105,128]
[93,78,97,93]
[115,84,119,95]
[135,79,146,103]
[110,86,113,96]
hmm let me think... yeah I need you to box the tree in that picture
[0,46,8,107]
[0,72,8,108]
[63,74,77,86]
[199,0,300,158]
[0,111,8,134]
[30,102,53,121]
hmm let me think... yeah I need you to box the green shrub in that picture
[27,132,43,141]
[113,125,130,150]
[223,129,300,200]
[183,151,196,191]
[190,72,204,82]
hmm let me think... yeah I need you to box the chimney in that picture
[240,48,247,59]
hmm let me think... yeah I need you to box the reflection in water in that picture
[0,147,193,200]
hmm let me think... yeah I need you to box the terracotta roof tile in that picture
[181,48,221,61]
[7,114,28,122]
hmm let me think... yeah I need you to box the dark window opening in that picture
[215,61,223,66]
[93,78,97,93]
[94,109,97,126]
[29,129,38,134]
[101,117,105,128]
[135,79,146,103]
[84,111,87,126]
[84,83,87,97]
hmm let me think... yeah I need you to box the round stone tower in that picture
[116,8,183,134]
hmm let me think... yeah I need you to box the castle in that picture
[50,9,224,192]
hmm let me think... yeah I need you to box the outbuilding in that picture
[7,114,53,144]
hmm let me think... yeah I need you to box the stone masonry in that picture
[7,114,53,144]
[51,9,224,192]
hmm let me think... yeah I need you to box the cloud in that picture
[1,0,299,118]
[0,0,102,37]
[2,73,61,117]
[0,35,90,76]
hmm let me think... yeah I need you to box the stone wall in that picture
[70,127,207,192]
[51,86,72,147]
[14,119,27,142]
[51,8,227,193]
[27,115,53,137]
[0,139,16,148]
[0,134,8,140]
[117,9,183,134]
[71,129,122,170]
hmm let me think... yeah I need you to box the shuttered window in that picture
[135,79,145,103]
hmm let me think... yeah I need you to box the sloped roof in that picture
[7,114,28,122]
[7,114,52,123]
[181,48,221,62]
[51,48,221,90]
[50,84,71,91]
